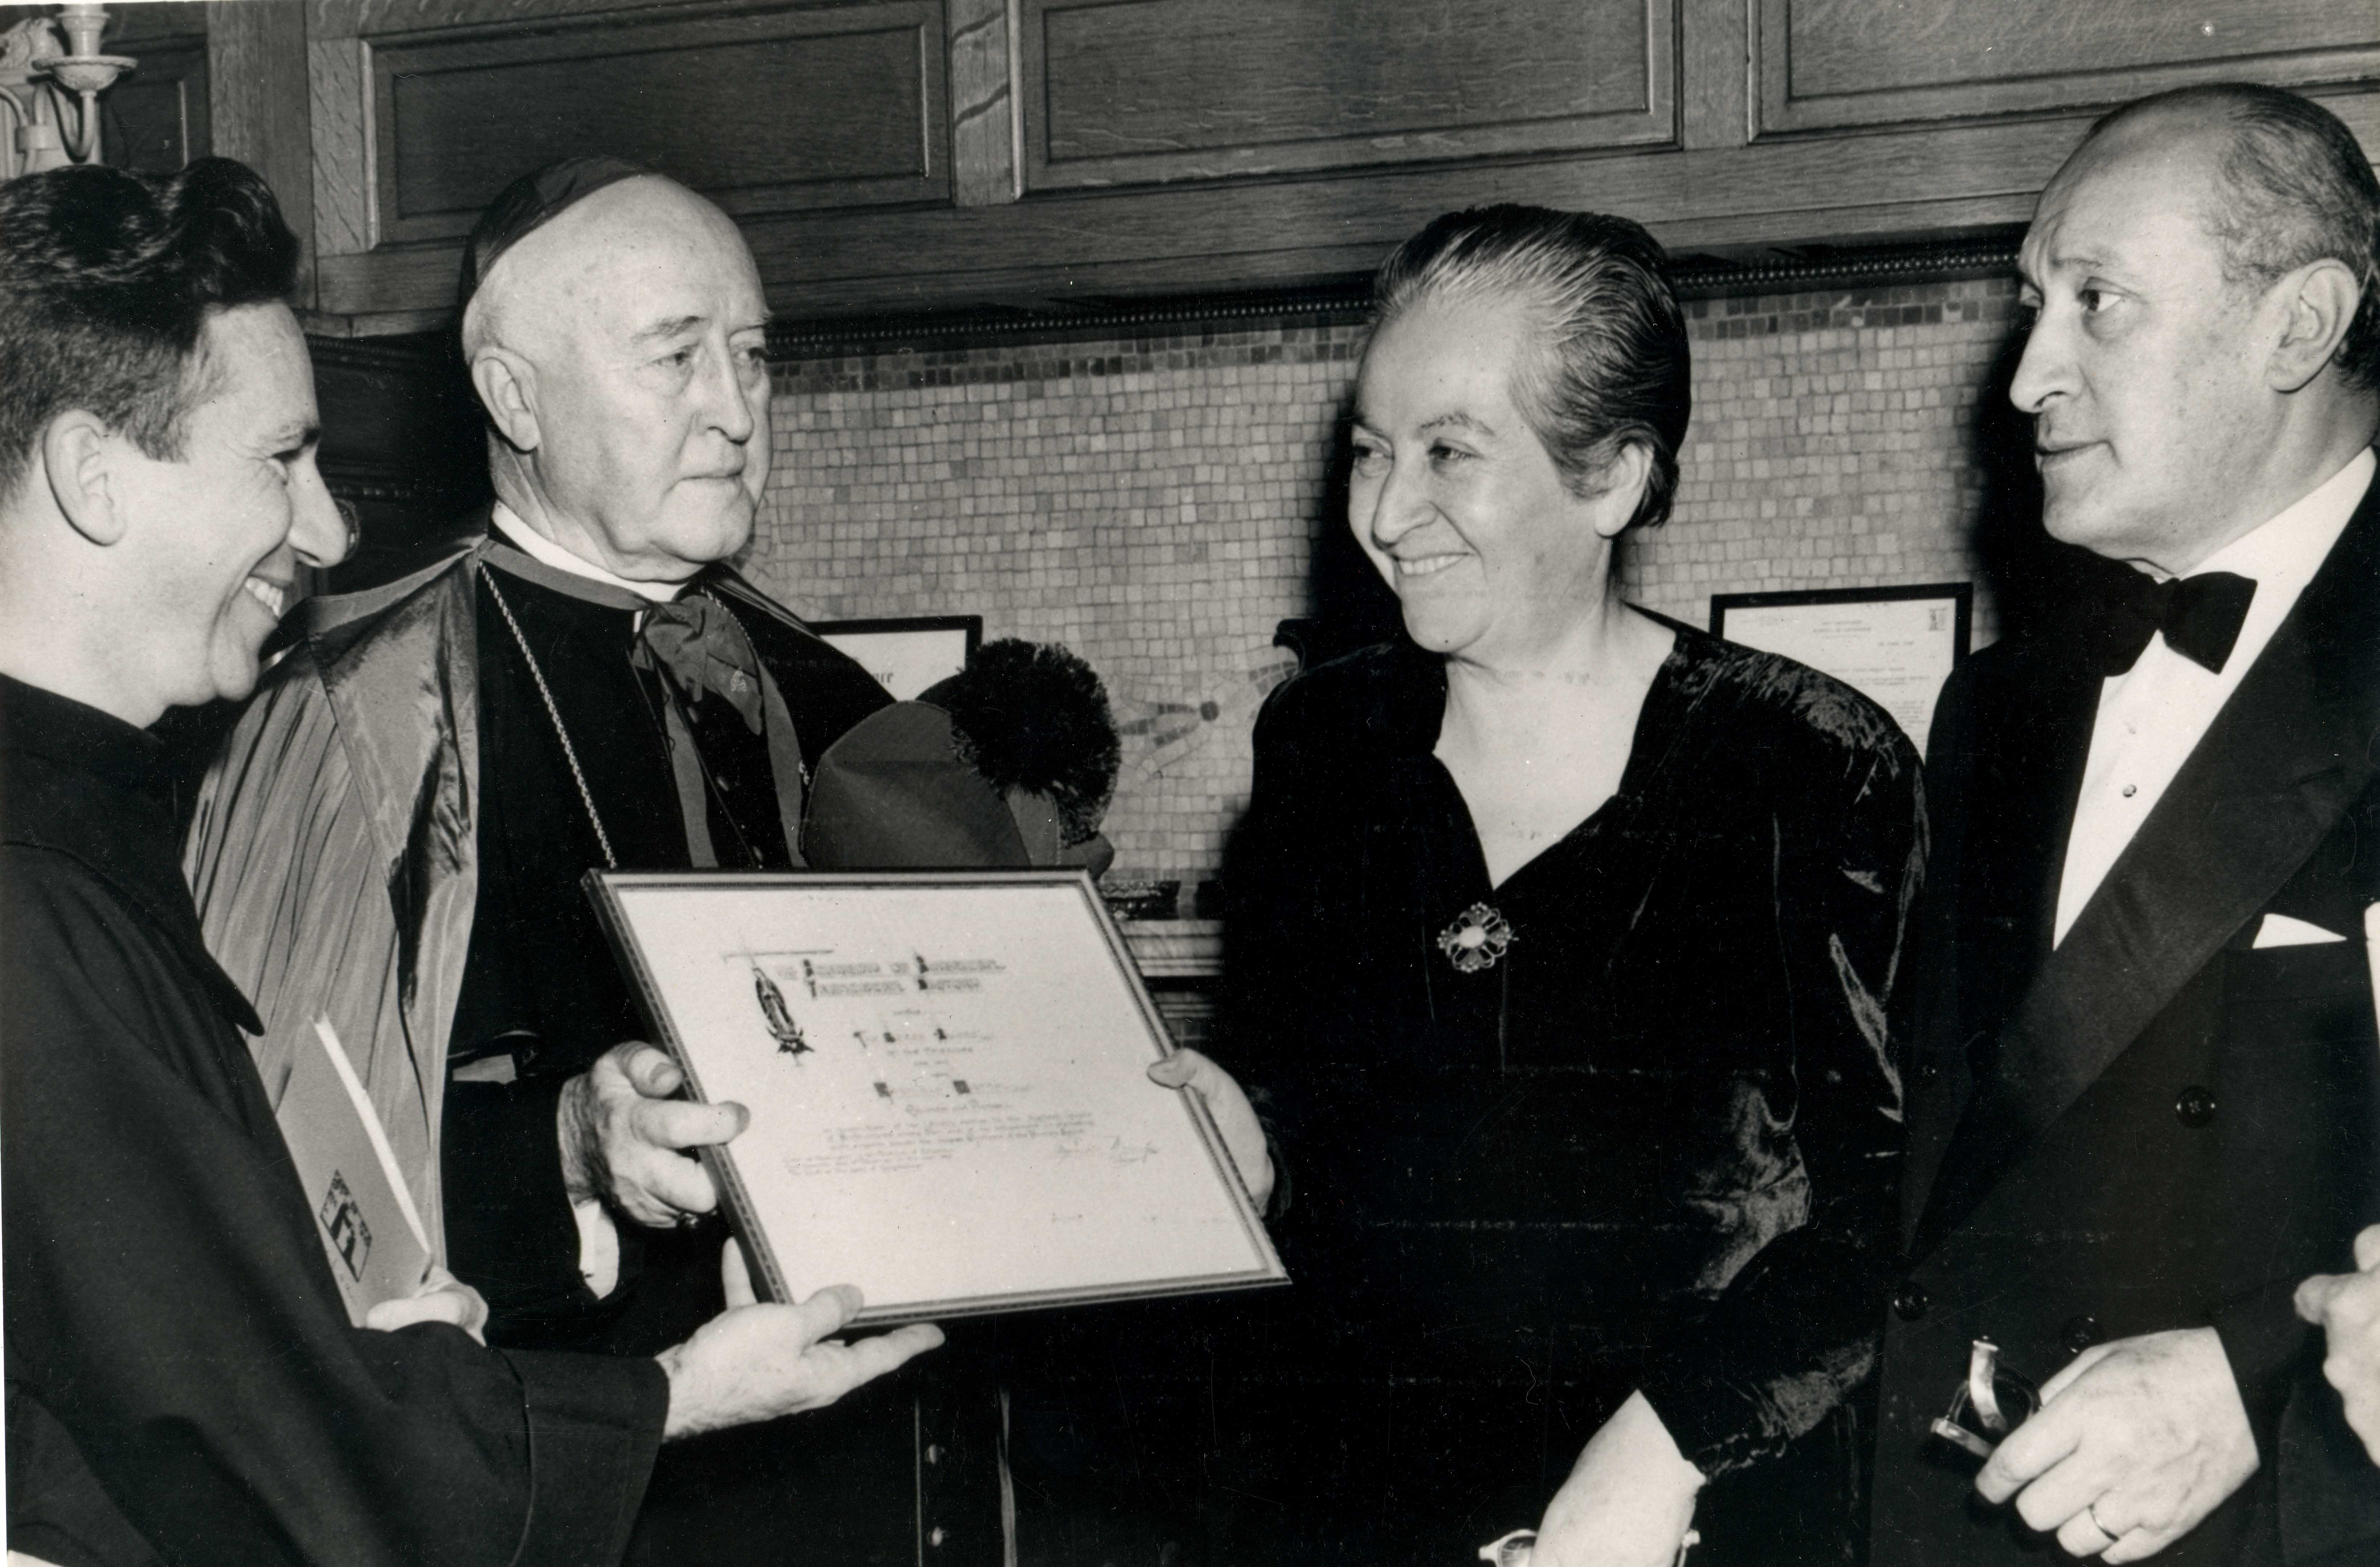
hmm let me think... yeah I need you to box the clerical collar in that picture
[490,502,689,604]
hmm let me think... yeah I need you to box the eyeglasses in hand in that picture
[1928,1337,2041,1460]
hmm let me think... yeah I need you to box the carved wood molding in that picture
[766,283,1374,359]
[760,230,2025,360]
[1670,232,2025,297]
[300,229,2026,452]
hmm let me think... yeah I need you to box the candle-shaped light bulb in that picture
[55,3,107,61]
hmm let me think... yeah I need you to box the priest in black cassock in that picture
[186,161,996,1563]
[2,156,939,1567]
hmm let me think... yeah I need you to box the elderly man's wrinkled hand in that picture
[1147,1048,1274,1210]
[1976,1327,2256,1562]
[2295,1223,2380,1464]
[362,1265,491,1345]
[559,1041,748,1229]
[656,1241,945,1440]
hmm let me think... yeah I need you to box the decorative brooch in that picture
[1436,902,1515,974]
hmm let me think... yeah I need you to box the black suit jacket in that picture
[1872,471,2380,1567]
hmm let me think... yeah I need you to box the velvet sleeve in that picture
[1213,674,1336,1195]
[1636,720,1927,1477]
[2,847,668,1567]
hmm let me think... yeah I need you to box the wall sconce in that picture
[0,4,136,181]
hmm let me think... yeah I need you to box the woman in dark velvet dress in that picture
[1207,207,1927,1567]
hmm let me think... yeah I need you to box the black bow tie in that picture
[2097,570,2257,676]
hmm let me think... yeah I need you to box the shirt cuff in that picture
[572,1199,621,1300]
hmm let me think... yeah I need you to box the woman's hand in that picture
[1147,1049,1275,1210]
[1532,1391,1703,1567]
[363,1264,491,1345]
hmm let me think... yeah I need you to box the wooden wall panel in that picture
[367,1,947,246]
[309,37,372,256]
[102,36,211,172]
[210,1,315,299]
[1760,0,2380,134]
[296,0,2380,334]
[1678,0,1747,151]
[946,0,1016,204]
[315,91,2375,325]
[1020,0,1672,190]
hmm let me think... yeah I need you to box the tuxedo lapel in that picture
[1899,641,2099,1243]
[1959,647,2103,1001]
[1917,476,2380,1256]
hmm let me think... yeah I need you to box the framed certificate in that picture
[812,615,982,701]
[1709,583,1972,756]
[585,869,1287,1323]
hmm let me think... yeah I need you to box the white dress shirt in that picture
[2053,448,2375,946]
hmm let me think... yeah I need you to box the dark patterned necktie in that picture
[639,596,766,730]
[632,593,807,867]
[2096,570,2257,676]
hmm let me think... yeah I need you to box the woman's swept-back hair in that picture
[1372,204,1691,530]
[0,158,299,502]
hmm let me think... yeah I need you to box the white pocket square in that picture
[2252,913,2348,948]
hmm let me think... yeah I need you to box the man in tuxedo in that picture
[1871,84,2380,1566]
[185,160,995,1563]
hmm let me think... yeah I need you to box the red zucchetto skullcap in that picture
[456,155,652,310]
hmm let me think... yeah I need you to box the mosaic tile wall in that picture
[743,274,2025,887]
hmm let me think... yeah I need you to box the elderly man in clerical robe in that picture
[187,159,992,1562]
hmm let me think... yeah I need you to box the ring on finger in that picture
[2083,1501,2119,1549]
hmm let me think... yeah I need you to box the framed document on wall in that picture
[813,615,982,700]
[1710,583,1972,756]
[585,868,1287,1324]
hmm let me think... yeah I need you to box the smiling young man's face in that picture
[110,301,344,710]
[2011,116,2289,574]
